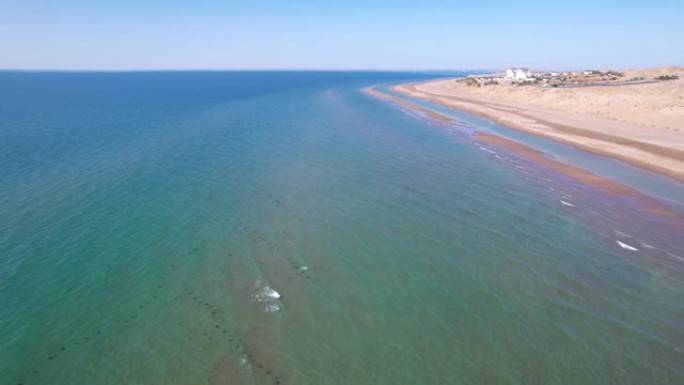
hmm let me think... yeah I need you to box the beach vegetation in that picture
[464,77,479,86]
[656,74,679,80]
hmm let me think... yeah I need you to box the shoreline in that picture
[363,87,452,123]
[364,85,683,220]
[393,79,684,183]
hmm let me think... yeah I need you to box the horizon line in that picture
[2,65,679,73]
[0,68,494,73]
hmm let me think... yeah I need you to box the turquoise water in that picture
[1,72,682,385]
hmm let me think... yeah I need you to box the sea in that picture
[1,71,682,385]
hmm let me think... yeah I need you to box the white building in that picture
[505,67,532,80]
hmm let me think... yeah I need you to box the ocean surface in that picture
[1,72,682,385]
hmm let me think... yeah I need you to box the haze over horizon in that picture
[1,0,682,71]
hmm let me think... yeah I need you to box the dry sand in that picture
[395,67,684,182]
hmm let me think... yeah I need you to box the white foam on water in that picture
[264,304,281,313]
[560,200,575,207]
[616,241,639,251]
[298,266,309,273]
[254,286,281,301]
[640,242,656,249]
[239,358,247,366]
[614,230,632,238]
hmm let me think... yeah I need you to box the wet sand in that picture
[394,80,684,183]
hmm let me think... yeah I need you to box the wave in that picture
[254,286,281,301]
[478,146,498,155]
[616,241,639,251]
[253,285,282,312]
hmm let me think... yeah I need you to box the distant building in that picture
[505,67,532,80]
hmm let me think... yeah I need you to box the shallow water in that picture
[1,72,683,385]
[381,84,684,206]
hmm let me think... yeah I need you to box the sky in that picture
[1,0,682,71]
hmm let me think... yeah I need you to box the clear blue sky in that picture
[1,0,682,70]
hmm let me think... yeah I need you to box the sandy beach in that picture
[394,67,684,182]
